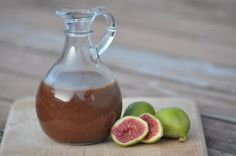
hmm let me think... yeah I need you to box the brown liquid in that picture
[36,72,122,144]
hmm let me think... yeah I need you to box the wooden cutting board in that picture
[0,97,208,156]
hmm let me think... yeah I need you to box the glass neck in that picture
[58,32,98,70]
[64,20,92,35]
[65,33,91,47]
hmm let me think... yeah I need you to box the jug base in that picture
[52,137,109,145]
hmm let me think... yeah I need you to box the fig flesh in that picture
[140,113,163,143]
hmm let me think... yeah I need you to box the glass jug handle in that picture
[91,7,117,56]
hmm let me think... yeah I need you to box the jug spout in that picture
[56,8,94,34]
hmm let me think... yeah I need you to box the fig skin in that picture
[123,101,155,117]
[155,107,190,142]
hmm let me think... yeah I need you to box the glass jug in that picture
[35,7,122,144]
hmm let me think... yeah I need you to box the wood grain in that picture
[0,99,12,129]
[0,97,207,156]
[202,118,236,156]
[0,72,39,100]
[1,0,236,67]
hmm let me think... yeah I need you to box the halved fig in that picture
[140,113,163,143]
[111,116,148,146]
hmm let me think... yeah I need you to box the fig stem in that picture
[179,136,187,142]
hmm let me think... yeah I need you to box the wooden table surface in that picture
[0,0,235,155]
